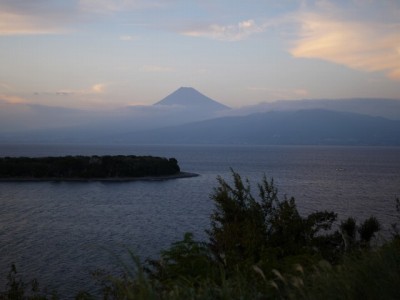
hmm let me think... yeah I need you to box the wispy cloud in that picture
[247,87,309,100]
[289,2,400,80]
[90,83,106,93]
[52,83,107,96]
[78,0,167,14]
[182,19,265,42]
[0,11,67,36]
[79,0,119,13]
[119,35,138,41]
[0,82,14,92]
[30,83,110,109]
[0,0,77,36]
[141,65,174,73]
[0,94,28,104]
[0,0,164,36]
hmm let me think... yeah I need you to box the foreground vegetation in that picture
[0,155,180,179]
[1,171,399,299]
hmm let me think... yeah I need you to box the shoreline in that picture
[0,171,199,182]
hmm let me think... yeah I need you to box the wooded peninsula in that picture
[0,155,193,180]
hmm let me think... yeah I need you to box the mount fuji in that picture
[155,87,230,111]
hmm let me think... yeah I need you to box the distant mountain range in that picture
[228,98,400,120]
[0,87,230,137]
[1,87,400,146]
[116,109,400,146]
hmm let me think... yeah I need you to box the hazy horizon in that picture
[1,85,400,139]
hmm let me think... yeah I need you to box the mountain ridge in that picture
[1,88,400,145]
[154,87,230,110]
[227,98,400,120]
[117,109,400,146]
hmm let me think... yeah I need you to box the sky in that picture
[0,0,400,110]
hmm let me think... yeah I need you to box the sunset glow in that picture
[0,0,399,109]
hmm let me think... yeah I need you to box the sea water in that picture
[0,144,399,296]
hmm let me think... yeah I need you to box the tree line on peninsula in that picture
[0,155,180,179]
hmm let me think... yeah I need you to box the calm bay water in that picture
[0,144,400,296]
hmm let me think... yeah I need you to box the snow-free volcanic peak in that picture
[154,87,230,110]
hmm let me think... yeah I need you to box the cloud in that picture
[247,87,310,100]
[119,35,137,41]
[91,83,106,93]
[0,94,28,104]
[52,83,107,96]
[141,65,174,73]
[0,1,76,36]
[289,3,400,80]
[182,19,265,41]
[78,0,167,14]
[79,0,122,13]
[0,0,163,36]
[0,82,14,91]
[0,11,66,36]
